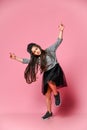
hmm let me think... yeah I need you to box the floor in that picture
[0,112,87,130]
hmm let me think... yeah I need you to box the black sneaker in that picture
[42,111,53,119]
[54,92,61,106]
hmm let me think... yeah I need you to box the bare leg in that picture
[48,81,61,106]
[48,81,58,95]
[42,87,53,119]
[45,86,52,113]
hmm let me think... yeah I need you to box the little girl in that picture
[10,23,67,119]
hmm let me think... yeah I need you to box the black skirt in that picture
[42,63,67,95]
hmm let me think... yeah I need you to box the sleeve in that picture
[22,58,30,64]
[46,38,63,52]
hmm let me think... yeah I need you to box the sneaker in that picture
[54,92,61,106]
[42,111,53,119]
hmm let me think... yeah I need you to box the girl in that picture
[10,23,67,119]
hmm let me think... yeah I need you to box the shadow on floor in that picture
[55,87,77,117]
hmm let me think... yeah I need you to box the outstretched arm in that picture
[46,23,64,52]
[9,53,30,64]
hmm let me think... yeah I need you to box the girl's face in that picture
[31,46,41,56]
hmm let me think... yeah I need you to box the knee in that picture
[48,81,52,86]
[48,81,55,87]
[45,91,51,100]
[46,95,51,100]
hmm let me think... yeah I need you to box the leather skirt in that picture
[42,63,67,95]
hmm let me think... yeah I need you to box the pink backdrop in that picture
[0,0,87,129]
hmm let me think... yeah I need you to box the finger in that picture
[13,53,16,56]
[10,54,12,58]
[60,23,63,26]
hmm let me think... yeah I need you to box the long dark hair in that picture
[24,43,48,84]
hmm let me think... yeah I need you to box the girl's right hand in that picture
[9,53,16,60]
[58,23,64,31]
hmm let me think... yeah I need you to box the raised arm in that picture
[9,53,30,64]
[58,23,64,39]
[46,23,64,52]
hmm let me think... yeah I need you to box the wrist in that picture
[59,29,64,31]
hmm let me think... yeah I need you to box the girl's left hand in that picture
[58,23,64,31]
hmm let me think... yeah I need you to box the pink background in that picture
[0,0,87,130]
